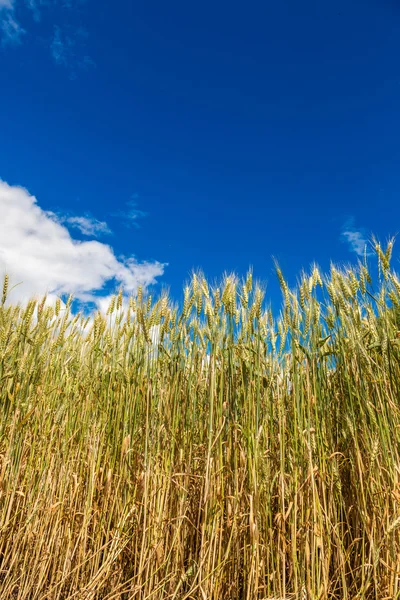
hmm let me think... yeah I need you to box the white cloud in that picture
[0,180,166,304]
[341,220,372,257]
[58,214,111,237]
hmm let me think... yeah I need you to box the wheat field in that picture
[1,240,400,599]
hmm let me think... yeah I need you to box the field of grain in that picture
[1,240,400,599]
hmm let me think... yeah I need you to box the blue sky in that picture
[0,0,399,306]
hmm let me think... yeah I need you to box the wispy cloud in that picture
[50,24,65,62]
[0,180,166,305]
[0,0,15,8]
[51,24,94,76]
[341,219,372,257]
[56,213,112,237]
[0,0,25,45]
[1,1,94,73]
[24,0,41,22]
[113,195,148,228]
[125,201,147,227]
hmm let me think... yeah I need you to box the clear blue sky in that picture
[1,0,399,305]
